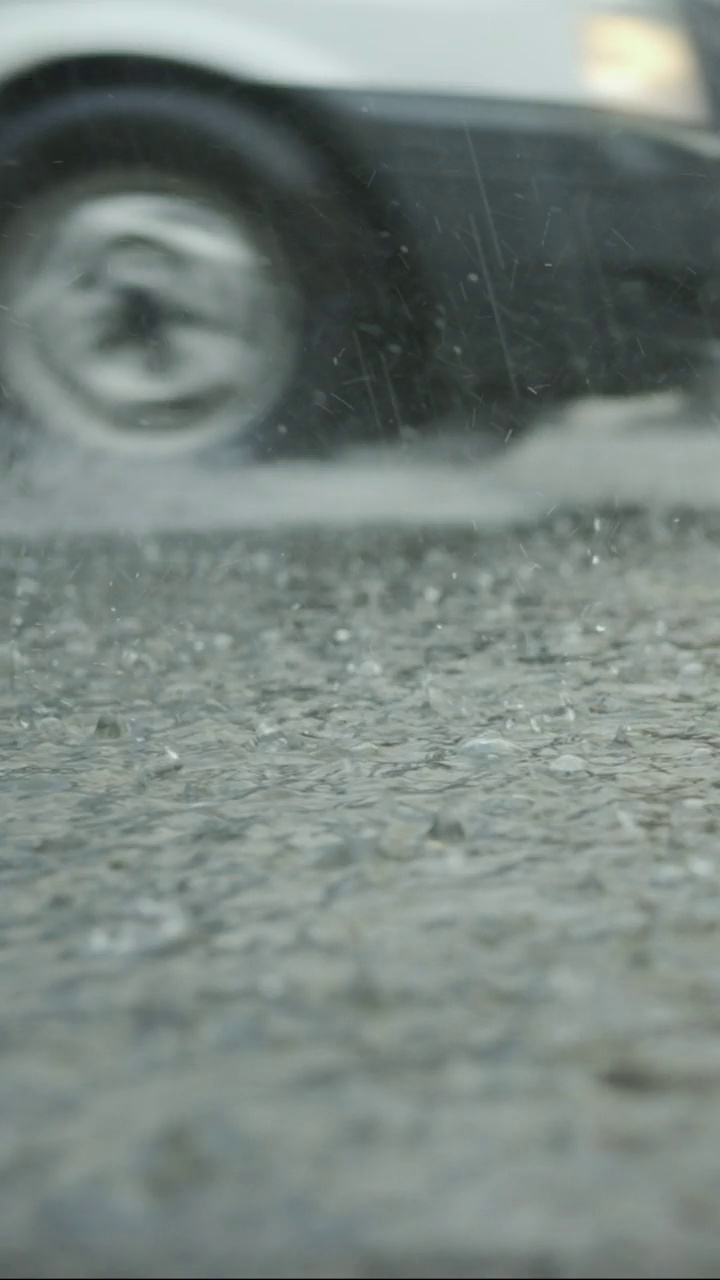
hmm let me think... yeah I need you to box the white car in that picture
[0,0,716,457]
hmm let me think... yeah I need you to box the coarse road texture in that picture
[3,397,720,1279]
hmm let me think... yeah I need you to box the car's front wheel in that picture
[0,85,388,459]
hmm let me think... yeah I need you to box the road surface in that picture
[3,397,720,1278]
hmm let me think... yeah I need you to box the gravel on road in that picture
[3,510,720,1278]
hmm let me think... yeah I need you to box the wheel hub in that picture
[0,180,301,450]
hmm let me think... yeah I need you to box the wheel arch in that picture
[0,49,437,360]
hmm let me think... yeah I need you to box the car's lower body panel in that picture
[311,92,720,402]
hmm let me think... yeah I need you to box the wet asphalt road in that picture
[4,399,720,1278]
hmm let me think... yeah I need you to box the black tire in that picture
[0,84,408,460]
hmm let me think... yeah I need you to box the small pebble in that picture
[88,898,189,957]
[429,812,466,843]
[549,753,588,776]
[460,735,518,758]
[652,864,685,885]
[95,714,122,740]
[688,857,715,880]
[612,725,633,746]
[681,661,705,677]
[357,658,383,678]
[149,748,183,778]
[377,820,427,861]
[0,643,26,674]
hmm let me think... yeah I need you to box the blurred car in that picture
[0,0,718,457]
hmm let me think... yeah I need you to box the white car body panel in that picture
[0,0,664,105]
